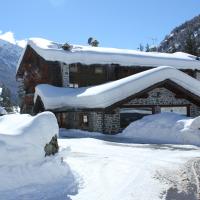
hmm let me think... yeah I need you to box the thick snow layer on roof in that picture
[34,66,200,110]
[17,37,200,71]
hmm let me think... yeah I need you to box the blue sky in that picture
[0,0,199,49]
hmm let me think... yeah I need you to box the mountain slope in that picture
[158,15,200,55]
[0,32,24,103]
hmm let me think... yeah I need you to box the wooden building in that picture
[16,38,200,133]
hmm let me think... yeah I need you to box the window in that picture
[161,106,187,115]
[74,83,79,88]
[69,83,79,88]
[95,67,103,74]
[70,65,78,72]
[83,115,88,123]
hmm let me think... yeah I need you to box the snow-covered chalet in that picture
[16,38,200,133]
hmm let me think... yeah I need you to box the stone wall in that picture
[55,87,200,134]
[126,87,190,106]
[89,112,103,132]
[124,87,200,117]
[190,104,200,117]
[104,109,120,134]
[56,109,121,134]
[88,110,120,134]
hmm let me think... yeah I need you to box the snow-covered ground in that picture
[122,112,200,146]
[61,113,200,146]
[0,112,78,200]
[1,112,200,199]
[59,137,200,200]
[60,113,200,200]
[0,106,7,115]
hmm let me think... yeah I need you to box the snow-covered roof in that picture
[34,66,200,110]
[17,38,200,71]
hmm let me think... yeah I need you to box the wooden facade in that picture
[16,45,200,133]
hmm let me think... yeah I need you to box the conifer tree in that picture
[145,43,150,52]
[184,33,198,56]
[1,84,13,112]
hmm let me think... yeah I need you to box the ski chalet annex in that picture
[16,38,200,133]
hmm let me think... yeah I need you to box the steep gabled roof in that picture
[34,66,200,110]
[17,38,200,72]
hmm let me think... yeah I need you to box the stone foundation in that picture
[53,87,200,134]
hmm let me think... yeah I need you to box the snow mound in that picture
[0,106,7,115]
[122,113,200,146]
[0,112,58,164]
[0,112,77,199]
[187,116,200,130]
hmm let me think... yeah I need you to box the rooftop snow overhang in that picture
[16,38,200,74]
[34,66,200,111]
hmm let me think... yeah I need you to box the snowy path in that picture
[59,137,200,200]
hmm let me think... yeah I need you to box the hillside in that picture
[158,15,200,56]
[0,32,24,103]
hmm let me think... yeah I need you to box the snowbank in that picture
[35,66,200,110]
[0,106,7,115]
[0,112,58,164]
[60,113,200,146]
[17,37,200,71]
[121,113,200,146]
[0,112,77,199]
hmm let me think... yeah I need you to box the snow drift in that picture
[122,112,200,146]
[61,113,200,147]
[0,106,7,115]
[0,112,77,199]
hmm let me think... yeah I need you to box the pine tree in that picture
[184,33,198,56]
[1,84,13,112]
[149,46,157,52]
[145,43,150,52]
[138,44,144,51]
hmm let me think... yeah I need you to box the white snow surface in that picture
[35,66,200,110]
[0,31,26,48]
[17,37,200,71]
[0,106,7,115]
[60,113,200,147]
[0,112,77,199]
[122,113,200,146]
[59,134,200,200]
[59,113,200,199]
